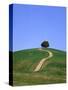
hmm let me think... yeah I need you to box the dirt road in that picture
[34,48,53,72]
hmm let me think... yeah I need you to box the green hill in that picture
[13,48,66,86]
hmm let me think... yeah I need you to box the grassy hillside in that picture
[13,48,66,86]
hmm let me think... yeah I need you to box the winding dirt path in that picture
[34,48,53,72]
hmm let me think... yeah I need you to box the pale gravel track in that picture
[34,48,53,72]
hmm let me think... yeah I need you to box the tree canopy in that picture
[41,41,49,48]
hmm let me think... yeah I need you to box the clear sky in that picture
[12,4,66,51]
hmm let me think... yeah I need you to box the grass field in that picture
[13,48,66,86]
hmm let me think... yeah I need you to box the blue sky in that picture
[12,4,66,51]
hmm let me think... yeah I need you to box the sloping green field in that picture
[13,48,66,86]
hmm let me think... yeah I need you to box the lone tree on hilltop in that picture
[41,41,49,48]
